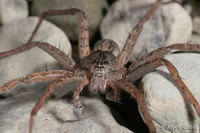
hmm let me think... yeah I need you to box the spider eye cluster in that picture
[96,52,109,64]
[82,48,122,73]
[93,39,120,56]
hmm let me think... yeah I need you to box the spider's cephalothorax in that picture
[81,39,124,93]
[0,0,199,133]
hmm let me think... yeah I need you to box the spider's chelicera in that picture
[0,0,199,133]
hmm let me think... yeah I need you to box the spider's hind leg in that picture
[127,58,200,116]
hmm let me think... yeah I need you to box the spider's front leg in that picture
[29,71,88,133]
[0,70,80,132]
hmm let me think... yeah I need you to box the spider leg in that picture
[0,70,72,93]
[73,79,89,120]
[105,81,121,102]
[29,72,87,133]
[28,9,90,59]
[162,59,200,115]
[129,43,200,71]
[126,58,200,116]
[118,0,163,65]
[127,58,163,81]
[0,42,76,69]
[115,79,156,133]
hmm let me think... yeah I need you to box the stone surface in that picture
[139,53,200,133]
[191,33,200,43]
[192,16,200,34]
[0,17,71,95]
[0,0,28,25]
[0,87,133,133]
[100,0,192,61]
[31,0,109,41]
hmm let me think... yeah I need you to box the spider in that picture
[0,0,199,133]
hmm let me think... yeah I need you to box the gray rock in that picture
[0,0,28,25]
[31,0,109,41]
[100,0,192,61]
[0,17,71,95]
[0,87,133,133]
[139,53,200,133]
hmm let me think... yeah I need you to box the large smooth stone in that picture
[101,0,192,61]
[140,53,200,133]
[0,0,28,25]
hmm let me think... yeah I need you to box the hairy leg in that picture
[126,58,200,116]
[73,79,89,120]
[129,43,200,71]
[28,8,90,59]
[116,79,155,133]
[118,0,163,65]
[0,42,76,69]
[29,72,87,133]
[127,58,162,81]
[0,70,70,93]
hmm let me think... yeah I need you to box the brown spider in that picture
[0,0,199,133]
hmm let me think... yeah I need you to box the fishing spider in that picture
[0,0,199,133]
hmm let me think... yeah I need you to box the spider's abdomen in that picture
[93,39,120,56]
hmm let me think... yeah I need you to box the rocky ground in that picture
[0,0,199,133]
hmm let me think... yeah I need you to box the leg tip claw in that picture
[73,105,84,120]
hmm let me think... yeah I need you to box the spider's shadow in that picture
[100,90,149,133]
